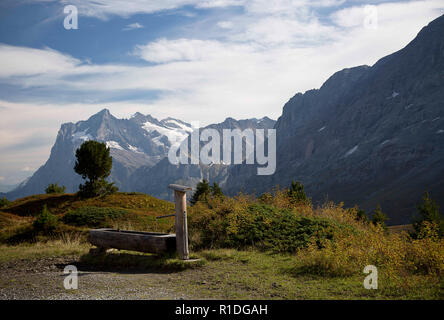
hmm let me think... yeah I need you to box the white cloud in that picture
[60,0,199,19]
[217,21,234,29]
[1,0,444,183]
[241,0,344,15]
[41,0,343,19]
[331,0,444,28]
[1,1,443,124]
[235,16,338,45]
[123,22,144,31]
[196,0,244,8]
[0,44,80,77]
[134,38,254,63]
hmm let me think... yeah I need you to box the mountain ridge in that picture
[5,110,276,200]
[224,14,444,224]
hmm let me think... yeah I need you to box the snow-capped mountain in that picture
[5,109,275,200]
[131,116,276,200]
[5,109,191,199]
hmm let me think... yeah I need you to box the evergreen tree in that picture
[33,205,58,233]
[372,204,388,229]
[210,182,224,198]
[45,183,66,194]
[287,181,309,205]
[74,140,118,197]
[190,179,211,206]
[413,191,443,238]
[0,197,10,208]
[356,208,369,223]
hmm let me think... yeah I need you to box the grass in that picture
[0,239,90,263]
[2,192,175,217]
[173,249,443,300]
[0,191,442,300]
[0,241,441,299]
[0,193,176,242]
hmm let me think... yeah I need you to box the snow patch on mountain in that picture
[387,91,400,99]
[72,130,92,143]
[344,145,358,157]
[106,141,124,150]
[142,120,193,146]
[128,145,143,154]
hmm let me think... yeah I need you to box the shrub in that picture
[346,206,369,223]
[413,192,443,238]
[257,186,313,214]
[292,224,444,279]
[189,197,353,253]
[45,183,66,194]
[190,179,211,206]
[0,197,10,208]
[190,180,224,206]
[210,182,224,198]
[287,181,310,205]
[371,205,388,229]
[33,205,59,233]
[62,206,130,228]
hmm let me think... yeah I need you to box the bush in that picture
[0,197,10,208]
[413,192,443,238]
[190,180,211,206]
[45,183,66,194]
[287,181,310,206]
[292,224,444,279]
[371,205,388,229]
[189,197,352,253]
[210,182,224,198]
[62,206,130,228]
[33,205,59,233]
[190,180,225,206]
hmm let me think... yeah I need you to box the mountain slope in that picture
[131,116,276,200]
[225,14,444,224]
[5,109,275,201]
[5,109,195,200]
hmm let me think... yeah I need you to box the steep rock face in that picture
[6,109,275,201]
[6,109,195,199]
[131,117,276,200]
[225,15,444,224]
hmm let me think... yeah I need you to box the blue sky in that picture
[0,0,443,186]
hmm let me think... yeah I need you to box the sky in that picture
[0,0,443,186]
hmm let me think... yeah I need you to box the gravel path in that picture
[0,256,194,300]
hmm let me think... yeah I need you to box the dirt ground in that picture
[0,256,198,300]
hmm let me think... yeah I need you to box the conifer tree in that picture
[74,140,117,197]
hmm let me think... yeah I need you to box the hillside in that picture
[0,192,176,244]
[0,189,442,300]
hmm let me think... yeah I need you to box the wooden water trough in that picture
[87,184,192,260]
